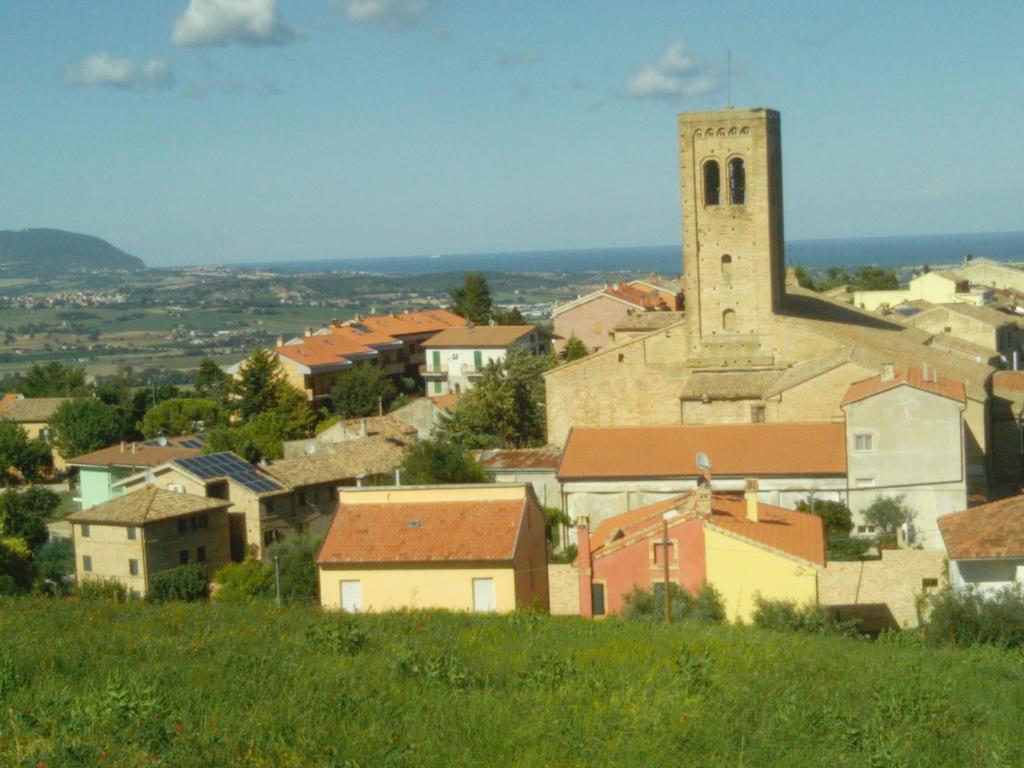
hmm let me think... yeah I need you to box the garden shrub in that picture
[306,615,368,655]
[211,559,274,602]
[76,577,129,602]
[751,595,861,637]
[147,564,208,602]
[621,583,726,624]
[926,585,1024,649]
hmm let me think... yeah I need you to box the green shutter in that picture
[432,350,441,370]
[474,350,482,369]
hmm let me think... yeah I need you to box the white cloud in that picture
[625,41,719,101]
[172,0,299,47]
[335,0,435,30]
[66,53,175,90]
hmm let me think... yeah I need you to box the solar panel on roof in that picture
[177,437,205,449]
[174,453,282,494]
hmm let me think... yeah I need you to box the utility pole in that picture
[274,555,282,608]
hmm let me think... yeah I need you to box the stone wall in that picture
[547,563,580,616]
[818,549,945,630]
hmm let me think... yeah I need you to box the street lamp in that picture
[662,509,680,623]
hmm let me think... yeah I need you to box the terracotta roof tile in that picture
[476,446,562,471]
[0,397,70,422]
[317,498,526,564]
[938,495,1024,559]
[558,422,847,480]
[841,366,966,407]
[590,492,825,566]
[67,486,230,526]
[338,309,467,338]
[993,370,1024,395]
[423,325,536,348]
[69,440,203,468]
[265,437,406,486]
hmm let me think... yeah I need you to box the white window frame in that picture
[472,577,496,613]
[854,477,876,488]
[853,433,874,453]
[340,580,363,613]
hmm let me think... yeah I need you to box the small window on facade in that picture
[857,524,877,534]
[592,583,606,616]
[177,518,187,534]
[81,523,91,538]
[126,526,136,541]
[190,516,199,531]
[722,309,737,332]
[198,514,208,529]
[265,500,274,516]
[197,546,207,563]
[854,434,873,452]
[721,254,733,283]
[751,405,766,423]
[653,541,673,565]
[922,578,939,589]
[855,477,875,488]
[729,157,746,204]
[83,555,92,572]
[618,353,625,362]
[129,558,139,576]
[703,160,720,205]
[179,550,189,565]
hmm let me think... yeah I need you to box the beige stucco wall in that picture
[143,510,232,584]
[906,309,1005,352]
[958,261,1024,293]
[681,399,756,425]
[553,295,636,352]
[703,526,819,623]
[845,386,967,549]
[819,549,945,628]
[547,563,581,616]
[772,362,874,422]
[319,565,518,612]
[20,420,66,471]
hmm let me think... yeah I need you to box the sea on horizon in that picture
[251,230,1024,276]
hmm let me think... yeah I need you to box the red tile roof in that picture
[336,309,466,338]
[590,492,825,565]
[938,495,1024,559]
[841,366,966,407]
[276,333,377,369]
[317,499,528,565]
[558,422,847,480]
[476,446,562,471]
[993,370,1024,395]
[69,440,203,468]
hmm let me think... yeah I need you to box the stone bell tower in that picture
[678,107,785,363]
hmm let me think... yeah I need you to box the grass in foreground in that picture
[1,598,1024,767]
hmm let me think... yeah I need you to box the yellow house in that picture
[0,395,70,471]
[67,486,232,597]
[317,484,550,613]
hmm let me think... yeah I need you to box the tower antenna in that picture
[727,50,732,107]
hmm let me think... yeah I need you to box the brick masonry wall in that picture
[818,549,946,629]
[547,563,581,616]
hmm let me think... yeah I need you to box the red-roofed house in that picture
[938,495,1024,594]
[317,484,549,613]
[842,365,968,549]
[574,483,824,622]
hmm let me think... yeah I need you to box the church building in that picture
[545,108,1024,532]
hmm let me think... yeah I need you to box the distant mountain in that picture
[0,228,145,278]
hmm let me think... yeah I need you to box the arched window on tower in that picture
[703,160,720,206]
[721,254,733,283]
[729,157,745,205]
[722,309,737,332]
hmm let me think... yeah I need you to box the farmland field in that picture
[1,599,1022,767]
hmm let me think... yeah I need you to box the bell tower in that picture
[678,107,785,362]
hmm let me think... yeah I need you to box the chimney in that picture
[356,473,365,487]
[394,468,401,485]
[881,363,895,382]
[305,327,313,337]
[130,442,138,454]
[275,336,284,348]
[745,478,759,522]
[574,517,593,617]
[694,484,712,518]
[259,457,269,469]
[360,417,368,437]
[921,362,930,382]
[120,440,126,454]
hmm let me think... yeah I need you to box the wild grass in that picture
[1,598,1023,767]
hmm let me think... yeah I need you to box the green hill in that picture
[1,599,1020,766]
[0,228,145,277]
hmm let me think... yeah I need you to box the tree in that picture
[862,494,916,536]
[18,362,88,398]
[492,306,525,325]
[795,497,853,538]
[266,534,321,602]
[0,419,52,483]
[442,344,549,449]
[792,265,816,290]
[449,272,493,323]
[234,348,288,419]
[330,365,398,419]
[33,537,74,595]
[0,537,33,594]
[140,398,221,438]
[399,438,488,485]
[212,558,275,602]
[195,357,231,403]
[851,265,899,291]
[148,564,208,602]
[48,398,122,458]
[0,487,60,549]
[562,334,588,362]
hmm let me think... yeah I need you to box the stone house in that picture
[67,486,232,597]
[900,303,1024,359]
[422,324,545,396]
[854,271,990,312]
[317,484,549,613]
[282,415,416,459]
[955,257,1024,295]
[475,446,563,510]
[574,484,824,622]
[0,395,70,471]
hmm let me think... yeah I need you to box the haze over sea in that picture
[259,231,1024,276]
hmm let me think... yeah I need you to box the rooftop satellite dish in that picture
[696,452,712,472]
[144,469,156,485]
[305,444,317,456]
[157,436,168,447]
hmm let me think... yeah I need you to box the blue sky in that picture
[1,0,1021,266]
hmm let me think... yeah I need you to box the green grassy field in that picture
[1,599,1022,767]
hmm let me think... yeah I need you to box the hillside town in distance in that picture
[4,106,1024,634]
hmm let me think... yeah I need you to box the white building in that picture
[422,324,544,396]
[939,496,1024,594]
